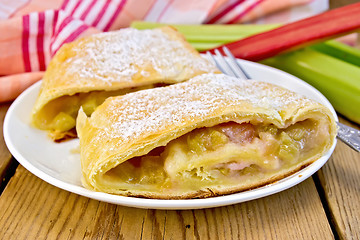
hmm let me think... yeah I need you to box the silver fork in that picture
[206,46,360,153]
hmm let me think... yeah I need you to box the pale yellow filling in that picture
[32,85,156,138]
[105,120,330,191]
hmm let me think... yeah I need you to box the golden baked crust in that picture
[77,73,337,199]
[31,26,217,140]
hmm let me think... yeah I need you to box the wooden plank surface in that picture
[0,103,11,170]
[1,1,359,239]
[315,119,360,240]
[0,165,334,239]
[330,0,359,9]
[0,103,15,191]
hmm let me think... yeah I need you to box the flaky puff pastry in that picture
[31,26,217,140]
[77,73,337,199]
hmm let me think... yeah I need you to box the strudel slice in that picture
[76,73,337,199]
[31,27,217,141]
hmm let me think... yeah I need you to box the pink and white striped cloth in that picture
[0,0,327,102]
[206,0,266,24]
[23,0,128,73]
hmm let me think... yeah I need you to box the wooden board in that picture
[330,0,360,9]
[1,1,359,239]
[0,103,15,190]
[315,118,360,240]
[0,165,334,239]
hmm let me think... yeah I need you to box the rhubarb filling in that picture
[104,119,330,192]
[32,84,160,140]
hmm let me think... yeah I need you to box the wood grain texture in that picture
[316,118,360,240]
[0,103,15,190]
[329,0,360,9]
[0,104,11,168]
[0,165,334,240]
[1,2,359,240]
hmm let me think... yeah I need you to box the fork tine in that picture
[214,49,239,78]
[206,48,251,79]
[206,51,228,75]
[222,46,251,79]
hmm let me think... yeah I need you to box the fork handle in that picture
[336,122,360,152]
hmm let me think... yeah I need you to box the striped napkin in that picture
[0,0,326,102]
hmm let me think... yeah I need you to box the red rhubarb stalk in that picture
[205,3,360,61]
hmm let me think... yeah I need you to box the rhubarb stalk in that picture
[262,49,360,123]
[310,40,360,67]
[207,2,360,61]
[131,21,278,45]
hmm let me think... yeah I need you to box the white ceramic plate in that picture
[3,60,337,210]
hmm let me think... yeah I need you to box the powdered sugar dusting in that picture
[67,28,216,83]
[90,73,313,145]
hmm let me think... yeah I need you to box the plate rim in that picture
[3,59,337,210]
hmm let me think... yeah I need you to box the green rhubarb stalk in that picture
[131,21,279,51]
[190,42,223,51]
[310,40,360,67]
[130,21,278,43]
[261,48,360,124]
[185,35,250,43]
[131,21,278,34]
